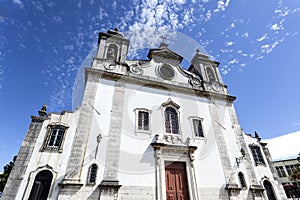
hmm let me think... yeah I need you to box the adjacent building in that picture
[265,132,300,199]
[2,29,287,200]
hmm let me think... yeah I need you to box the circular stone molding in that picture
[158,64,175,80]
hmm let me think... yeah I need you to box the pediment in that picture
[161,98,180,109]
[147,48,183,63]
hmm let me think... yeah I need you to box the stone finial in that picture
[254,131,259,138]
[254,131,261,141]
[196,48,200,54]
[38,104,47,118]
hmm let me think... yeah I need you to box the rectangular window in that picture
[43,125,66,151]
[286,165,297,175]
[275,166,287,177]
[250,145,265,165]
[192,119,204,137]
[135,108,151,134]
[138,111,149,131]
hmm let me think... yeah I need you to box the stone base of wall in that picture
[198,188,229,200]
[58,184,100,200]
[118,186,155,200]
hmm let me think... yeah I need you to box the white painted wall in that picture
[118,82,231,188]
[81,79,115,185]
[17,110,79,199]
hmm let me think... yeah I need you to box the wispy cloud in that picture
[2,0,298,110]
[226,41,235,46]
[214,0,230,13]
[257,34,268,42]
[13,0,24,8]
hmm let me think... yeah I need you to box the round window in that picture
[158,64,175,80]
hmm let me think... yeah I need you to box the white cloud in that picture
[220,48,233,53]
[32,1,44,12]
[257,34,268,42]
[206,10,212,21]
[175,0,186,4]
[261,41,279,54]
[226,41,234,46]
[228,59,238,64]
[13,0,23,5]
[255,56,263,60]
[214,0,230,13]
[112,1,117,10]
[270,23,280,31]
[13,0,24,8]
[52,16,62,23]
[241,32,249,38]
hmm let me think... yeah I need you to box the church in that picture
[2,29,287,199]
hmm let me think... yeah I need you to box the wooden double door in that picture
[165,162,189,200]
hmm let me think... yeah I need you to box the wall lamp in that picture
[236,148,246,167]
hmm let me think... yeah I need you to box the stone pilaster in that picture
[225,184,241,200]
[207,98,236,187]
[1,116,46,200]
[227,104,261,186]
[261,143,287,199]
[63,74,99,182]
[100,80,125,199]
[227,104,269,200]
[99,181,121,200]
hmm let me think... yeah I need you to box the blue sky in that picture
[0,0,299,169]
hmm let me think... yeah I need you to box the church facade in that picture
[2,29,287,200]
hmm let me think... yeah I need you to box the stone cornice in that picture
[31,116,49,122]
[85,68,236,103]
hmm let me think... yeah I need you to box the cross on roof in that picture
[160,35,167,43]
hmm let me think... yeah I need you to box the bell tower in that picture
[95,28,129,64]
[188,49,229,95]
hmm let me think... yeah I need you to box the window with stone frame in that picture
[138,111,149,131]
[192,118,204,137]
[275,166,287,177]
[249,145,265,165]
[165,106,179,134]
[134,108,151,133]
[286,164,298,175]
[238,172,247,188]
[87,164,98,185]
[42,125,67,152]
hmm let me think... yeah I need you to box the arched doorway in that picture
[28,170,53,200]
[263,180,276,200]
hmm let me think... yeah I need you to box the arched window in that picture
[165,107,179,134]
[206,67,216,82]
[28,170,53,200]
[88,164,98,184]
[106,44,118,60]
[238,172,247,188]
[263,180,277,200]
